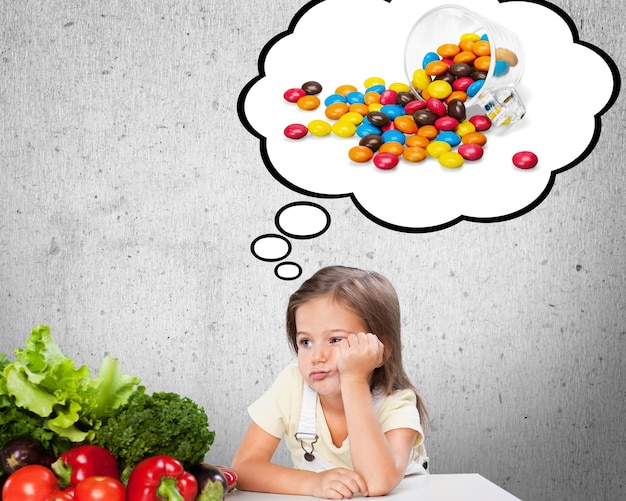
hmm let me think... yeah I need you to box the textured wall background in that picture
[1,1,623,500]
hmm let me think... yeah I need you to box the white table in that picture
[227,473,522,500]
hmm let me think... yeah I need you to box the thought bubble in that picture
[238,0,620,232]
[251,202,331,280]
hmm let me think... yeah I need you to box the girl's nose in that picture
[311,345,327,362]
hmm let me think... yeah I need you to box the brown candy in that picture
[449,62,473,78]
[413,109,438,126]
[366,111,391,128]
[359,134,384,152]
[395,91,418,106]
[447,99,466,122]
[301,80,323,95]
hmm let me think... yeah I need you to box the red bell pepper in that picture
[52,445,119,488]
[126,456,198,501]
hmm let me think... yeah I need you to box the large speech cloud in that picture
[239,0,620,232]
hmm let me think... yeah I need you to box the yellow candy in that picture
[331,121,356,138]
[439,151,465,168]
[412,69,431,91]
[427,80,452,100]
[339,111,364,125]
[426,141,452,158]
[368,103,383,112]
[460,32,481,42]
[455,121,476,137]
[307,119,331,137]
[364,76,386,88]
[388,82,412,93]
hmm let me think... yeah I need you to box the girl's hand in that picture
[310,468,368,499]
[337,332,384,383]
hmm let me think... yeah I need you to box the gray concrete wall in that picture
[1,1,624,500]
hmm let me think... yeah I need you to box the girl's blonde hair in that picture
[286,265,428,428]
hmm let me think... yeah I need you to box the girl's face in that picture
[294,295,368,398]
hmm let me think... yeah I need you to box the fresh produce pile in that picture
[0,325,235,501]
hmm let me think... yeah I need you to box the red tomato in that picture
[2,465,60,501]
[74,476,125,501]
[50,492,75,501]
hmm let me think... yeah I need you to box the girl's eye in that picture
[330,337,344,344]
[298,338,311,348]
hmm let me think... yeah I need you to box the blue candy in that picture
[381,129,406,144]
[436,131,461,147]
[494,59,510,77]
[357,123,382,138]
[422,51,440,69]
[365,84,386,94]
[466,79,485,97]
[380,104,405,120]
[346,91,365,104]
[324,93,347,106]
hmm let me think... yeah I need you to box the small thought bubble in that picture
[275,201,331,239]
[238,0,620,232]
[251,202,331,280]
[250,234,292,262]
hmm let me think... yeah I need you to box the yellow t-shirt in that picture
[248,364,426,471]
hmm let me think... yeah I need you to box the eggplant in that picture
[189,462,228,501]
[0,437,54,476]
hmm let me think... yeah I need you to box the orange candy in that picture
[379,141,405,156]
[297,95,320,110]
[459,39,475,52]
[325,102,349,120]
[472,40,491,57]
[349,103,369,116]
[348,145,374,163]
[473,56,491,72]
[417,125,439,140]
[453,51,476,64]
[425,60,450,76]
[437,43,461,59]
[405,134,430,148]
[461,131,488,145]
[403,146,428,163]
[335,84,358,96]
[364,91,381,105]
[394,115,418,134]
[445,90,468,103]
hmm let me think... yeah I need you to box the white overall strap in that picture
[294,382,319,462]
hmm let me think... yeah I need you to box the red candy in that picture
[426,98,447,117]
[458,143,484,161]
[512,151,538,169]
[468,114,492,131]
[284,123,308,139]
[404,100,427,114]
[284,88,306,103]
[373,152,400,170]
[434,116,459,131]
[379,89,398,105]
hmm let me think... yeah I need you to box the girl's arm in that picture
[231,422,368,499]
[339,333,418,496]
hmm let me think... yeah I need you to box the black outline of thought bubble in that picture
[237,0,621,234]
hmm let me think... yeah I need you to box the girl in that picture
[232,266,428,499]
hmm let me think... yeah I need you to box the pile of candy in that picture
[281,33,537,171]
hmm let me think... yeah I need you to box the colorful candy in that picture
[281,73,527,172]
[284,123,308,140]
[438,151,465,169]
[373,152,400,170]
[512,151,538,169]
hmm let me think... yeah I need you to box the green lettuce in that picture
[0,325,142,453]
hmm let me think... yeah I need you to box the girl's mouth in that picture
[310,371,330,381]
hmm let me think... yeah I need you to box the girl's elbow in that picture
[364,472,403,497]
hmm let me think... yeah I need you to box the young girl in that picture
[232,266,428,499]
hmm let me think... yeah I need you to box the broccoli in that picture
[94,389,215,481]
